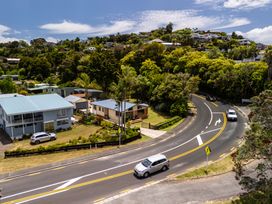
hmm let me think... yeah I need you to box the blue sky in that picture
[0,0,272,44]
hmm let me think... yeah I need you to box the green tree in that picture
[264,45,272,80]
[234,90,272,203]
[0,77,17,93]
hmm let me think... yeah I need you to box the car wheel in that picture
[162,165,168,171]
[50,137,55,141]
[35,140,40,144]
[143,172,149,178]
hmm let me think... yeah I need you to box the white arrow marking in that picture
[215,118,221,126]
[55,177,82,190]
[196,135,203,146]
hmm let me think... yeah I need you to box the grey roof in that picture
[65,95,86,103]
[28,85,58,91]
[74,88,103,93]
[92,99,136,111]
[0,93,22,98]
[0,94,73,115]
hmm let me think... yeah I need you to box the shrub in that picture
[154,116,182,129]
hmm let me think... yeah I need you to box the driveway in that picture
[140,128,166,138]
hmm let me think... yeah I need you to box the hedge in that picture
[153,116,182,130]
[5,129,141,158]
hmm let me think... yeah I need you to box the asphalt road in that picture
[0,95,246,204]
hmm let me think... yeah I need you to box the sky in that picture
[0,0,272,44]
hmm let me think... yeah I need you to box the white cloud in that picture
[40,20,93,34]
[240,25,272,44]
[40,10,251,36]
[224,0,272,9]
[40,20,136,35]
[214,18,250,29]
[135,10,219,32]
[0,24,24,43]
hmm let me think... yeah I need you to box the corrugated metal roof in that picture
[0,94,73,115]
[65,95,87,103]
[92,99,135,111]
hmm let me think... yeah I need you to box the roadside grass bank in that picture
[176,155,234,180]
[0,135,151,174]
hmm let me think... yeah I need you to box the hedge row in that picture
[5,134,141,158]
[153,116,182,130]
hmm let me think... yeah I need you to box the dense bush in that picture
[154,116,182,129]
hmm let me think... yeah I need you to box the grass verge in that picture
[177,155,234,180]
[0,135,151,174]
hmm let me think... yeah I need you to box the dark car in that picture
[206,94,216,102]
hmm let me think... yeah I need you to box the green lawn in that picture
[177,155,234,180]
[10,124,102,150]
[132,107,171,128]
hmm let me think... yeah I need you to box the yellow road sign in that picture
[205,146,211,156]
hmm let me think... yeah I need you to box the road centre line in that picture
[3,170,133,204]
[3,114,227,203]
[52,167,65,171]
[2,97,223,202]
[196,135,203,146]
[2,115,225,201]
[0,99,197,184]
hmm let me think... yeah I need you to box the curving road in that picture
[0,95,246,204]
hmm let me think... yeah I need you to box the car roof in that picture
[228,109,236,113]
[146,154,167,163]
[33,132,47,136]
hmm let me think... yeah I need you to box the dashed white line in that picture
[196,135,203,146]
[55,177,82,190]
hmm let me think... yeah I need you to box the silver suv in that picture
[30,132,56,144]
[134,154,169,178]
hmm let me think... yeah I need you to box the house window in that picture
[57,119,69,126]
[99,107,101,111]
[12,115,22,123]
[57,109,67,117]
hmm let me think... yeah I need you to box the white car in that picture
[226,109,238,121]
[134,154,169,178]
[30,132,56,144]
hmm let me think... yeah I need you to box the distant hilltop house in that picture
[91,99,148,124]
[5,58,20,64]
[0,94,73,140]
[0,75,22,85]
[148,39,181,47]
[27,83,59,94]
[238,39,251,45]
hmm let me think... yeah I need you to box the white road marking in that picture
[215,118,222,126]
[196,135,203,146]
[55,177,82,190]
[204,102,213,126]
[3,102,222,202]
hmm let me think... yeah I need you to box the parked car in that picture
[226,109,238,121]
[134,154,169,178]
[206,94,216,102]
[30,132,56,144]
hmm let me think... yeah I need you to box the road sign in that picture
[205,146,211,156]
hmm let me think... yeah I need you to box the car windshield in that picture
[228,111,236,115]
[141,159,152,167]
